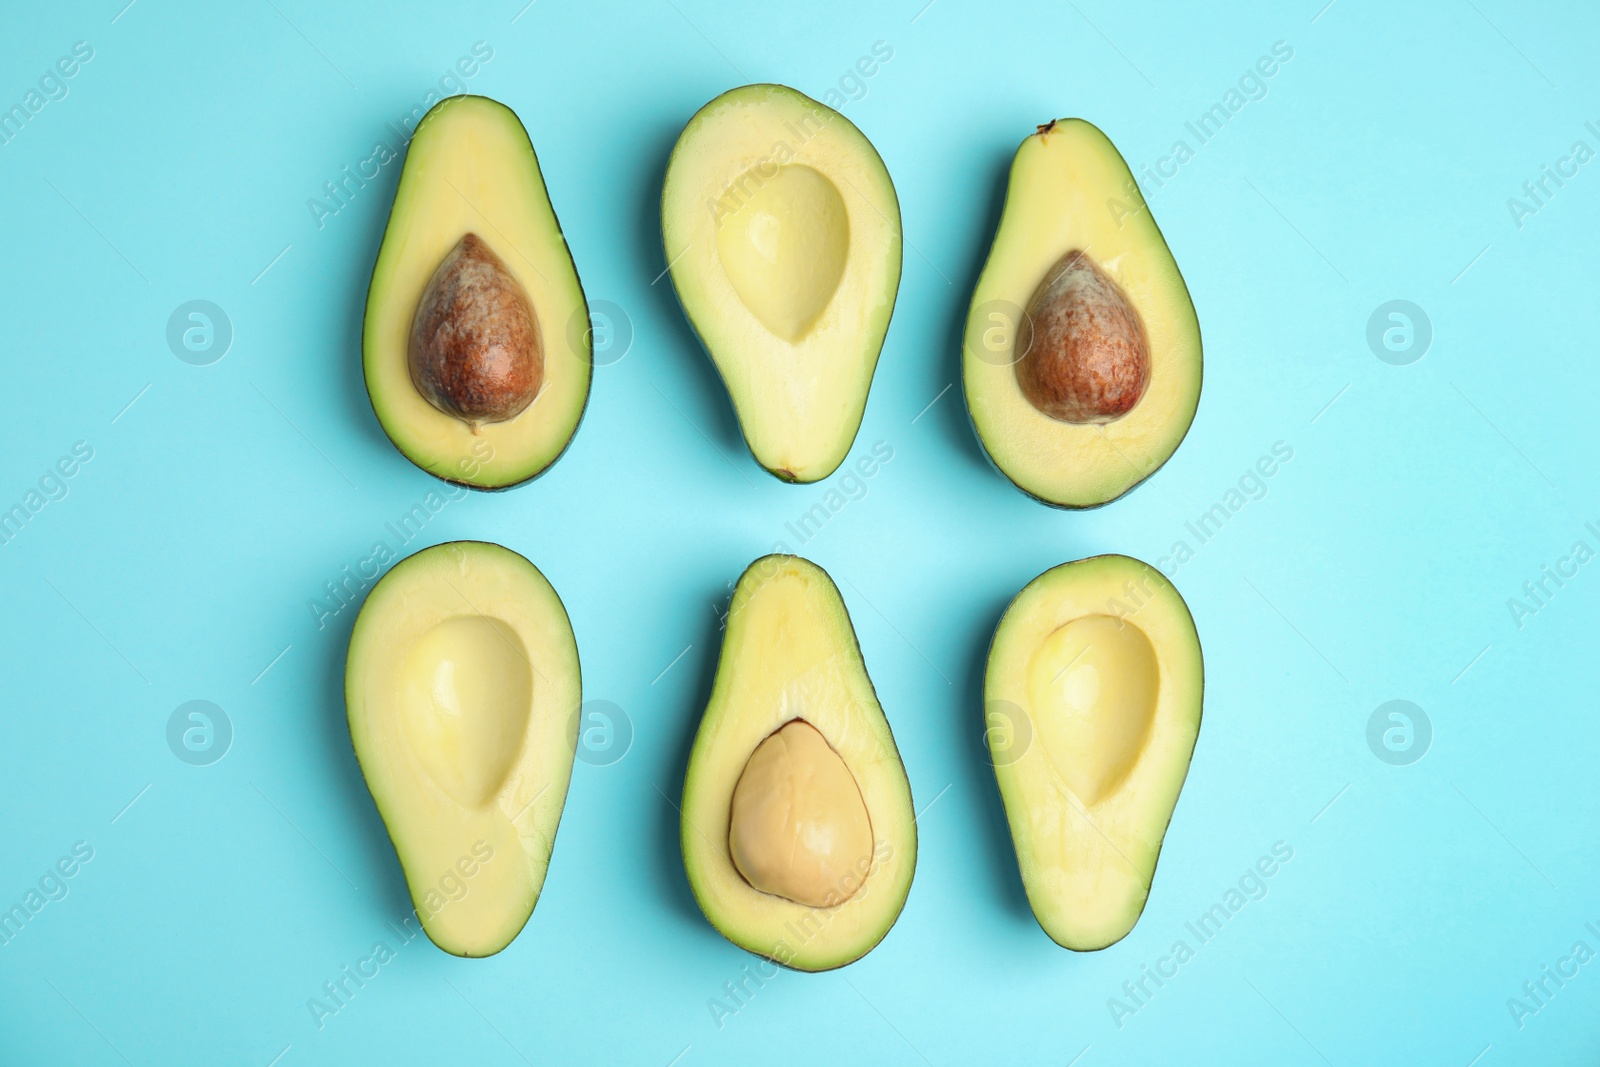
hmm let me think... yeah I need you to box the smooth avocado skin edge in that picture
[363,94,592,492]
[962,119,1202,509]
[344,540,582,958]
[680,554,917,972]
[984,554,1203,951]
[661,84,903,485]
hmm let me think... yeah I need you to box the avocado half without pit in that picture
[364,95,591,490]
[681,555,916,970]
[985,555,1202,950]
[344,541,582,957]
[964,119,1202,508]
[661,84,903,483]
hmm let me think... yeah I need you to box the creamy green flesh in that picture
[662,84,902,483]
[963,119,1201,507]
[681,555,916,970]
[986,554,1202,949]
[345,541,581,957]
[364,95,590,489]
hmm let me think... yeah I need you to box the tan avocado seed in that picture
[727,719,874,909]
[408,232,543,431]
[1015,250,1149,424]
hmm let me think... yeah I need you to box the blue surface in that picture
[2,1,1597,1063]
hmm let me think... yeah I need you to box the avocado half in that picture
[985,554,1202,950]
[661,84,902,483]
[963,119,1201,508]
[363,95,591,490]
[344,540,581,957]
[681,555,916,971]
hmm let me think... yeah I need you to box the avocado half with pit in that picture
[662,84,902,483]
[985,554,1202,950]
[681,555,916,970]
[344,540,581,957]
[963,119,1201,508]
[364,95,590,490]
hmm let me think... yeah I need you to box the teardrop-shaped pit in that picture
[409,232,544,430]
[727,718,875,908]
[1015,250,1149,424]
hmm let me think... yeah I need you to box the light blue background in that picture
[2,0,1597,1063]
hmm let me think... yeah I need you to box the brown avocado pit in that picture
[408,232,543,431]
[1014,249,1149,424]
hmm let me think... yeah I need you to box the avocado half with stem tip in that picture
[963,119,1201,508]
[681,554,916,971]
[364,94,591,491]
[662,84,902,484]
[985,554,1202,950]
[344,540,581,957]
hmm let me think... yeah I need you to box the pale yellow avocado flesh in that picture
[681,555,916,971]
[987,555,1202,950]
[963,119,1201,507]
[1027,613,1159,806]
[364,95,590,489]
[714,164,851,343]
[662,85,902,483]
[345,541,581,957]
[728,719,875,909]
